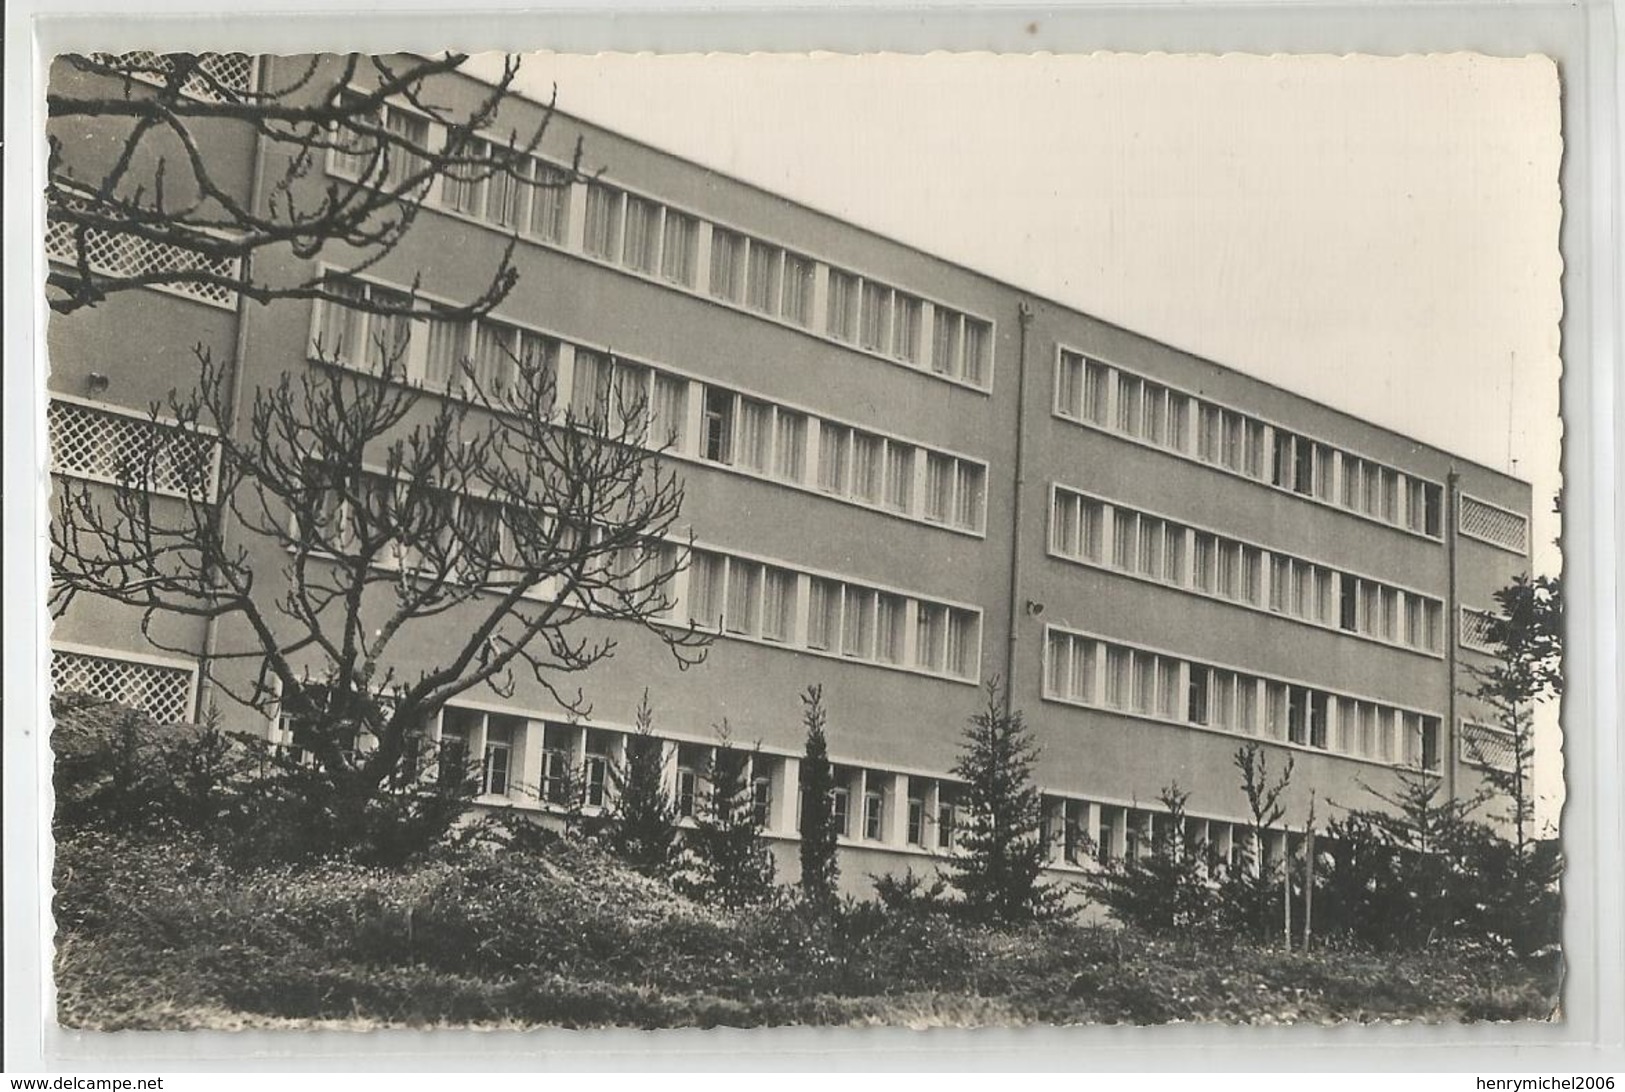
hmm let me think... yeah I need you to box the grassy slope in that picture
[53,827,1560,1030]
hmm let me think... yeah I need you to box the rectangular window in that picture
[1131,652,1154,714]
[850,432,882,503]
[538,723,573,804]
[1052,491,1080,556]
[485,158,523,229]
[1067,637,1096,703]
[946,610,979,679]
[841,587,875,659]
[703,388,735,464]
[423,313,469,390]
[746,241,783,315]
[781,253,814,326]
[1105,646,1129,709]
[818,423,850,494]
[831,786,850,837]
[761,567,797,642]
[1310,692,1329,749]
[725,559,761,636]
[659,210,698,286]
[915,604,945,671]
[1216,540,1239,599]
[529,164,571,244]
[932,308,962,377]
[1315,444,1336,500]
[1141,384,1167,446]
[440,146,483,215]
[736,398,772,473]
[859,280,891,352]
[1113,509,1137,570]
[949,461,981,529]
[1212,670,1236,731]
[381,108,429,189]
[709,227,746,304]
[1193,533,1216,594]
[1188,664,1210,725]
[650,373,688,452]
[1056,352,1083,418]
[751,774,773,828]
[471,321,517,392]
[773,411,806,482]
[884,442,914,513]
[1198,404,1220,463]
[687,549,725,629]
[583,183,622,260]
[584,730,612,808]
[1138,516,1165,577]
[892,293,923,363]
[963,319,990,385]
[1242,547,1263,605]
[826,269,858,342]
[477,724,510,793]
[1243,419,1266,478]
[1237,678,1259,734]
[876,593,906,664]
[807,578,840,651]
[863,786,884,840]
[907,791,925,846]
[923,453,952,523]
[1117,374,1143,436]
[1287,686,1309,745]
[365,287,413,374]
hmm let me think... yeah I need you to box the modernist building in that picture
[44,55,1535,894]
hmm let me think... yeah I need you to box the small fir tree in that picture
[797,684,840,906]
[608,691,678,876]
[944,680,1066,923]
[672,722,776,908]
[1219,743,1294,942]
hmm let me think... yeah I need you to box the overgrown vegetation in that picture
[944,680,1067,924]
[52,656,1560,1029]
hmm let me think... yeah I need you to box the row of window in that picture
[1040,797,1301,872]
[1049,488,1444,654]
[326,105,993,390]
[684,548,981,680]
[311,276,988,533]
[1055,351,1446,538]
[1043,628,1442,769]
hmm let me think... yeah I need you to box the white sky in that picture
[484,51,1564,820]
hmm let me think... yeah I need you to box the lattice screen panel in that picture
[1459,495,1528,554]
[1459,608,1500,654]
[87,51,254,102]
[45,208,240,309]
[51,649,195,725]
[49,399,217,499]
[1461,723,1517,774]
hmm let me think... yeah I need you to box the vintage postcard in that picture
[38,50,1562,1031]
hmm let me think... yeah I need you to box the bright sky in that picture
[483,51,1565,821]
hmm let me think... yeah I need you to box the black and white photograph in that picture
[34,48,1564,1032]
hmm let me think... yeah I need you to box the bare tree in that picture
[51,333,708,801]
[46,51,583,319]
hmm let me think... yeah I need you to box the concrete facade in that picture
[45,55,1534,897]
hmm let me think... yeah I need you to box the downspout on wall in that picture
[1445,467,1461,804]
[193,56,270,723]
[1002,302,1034,712]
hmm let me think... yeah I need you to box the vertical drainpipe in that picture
[193,56,270,723]
[1002,302,1035,712]
[1444,467,1461,804]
